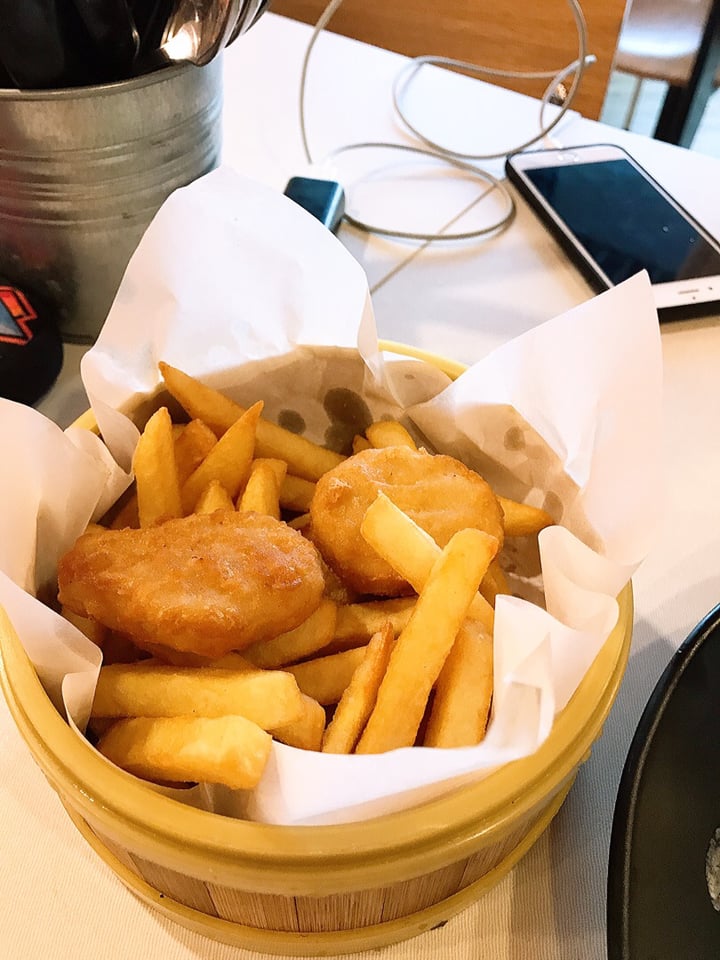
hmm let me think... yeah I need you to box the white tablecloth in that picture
[8,12,720,960]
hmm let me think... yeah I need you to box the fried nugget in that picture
[309,446,504,596]
[58,512,325,659]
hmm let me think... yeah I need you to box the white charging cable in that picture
[298,0,592,242]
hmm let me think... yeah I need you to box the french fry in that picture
[180,401,263,513]
[497,495,553,537]
[92,662,305,730]
[279,474,316,513]
[253,420,345,484]
[159,361,345,481]
[61,606,107,648]
[158,361,247,438]
[331,597,415,651]
[285,646,367,705]
[108,488,140,530]
[270,694,326,751]
[423,618,494,748]
[194,479,235,515]
[365,420,417,450]
[206,652,256,671]
[360,492,496,632]
[480,559,510,606]
[108,419,217,530]
[97,714,272,790]
[322,622,394,754]
[242,599,338,669]
[135,645,210,667]
[287,512,311,530]
[238,458,287,519]
[209,654,329,753]
[356,528,497,754]
[133,407,182,527]
[174,419,218,484]
[352,434,372,454]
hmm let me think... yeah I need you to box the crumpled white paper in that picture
[0,165,663,825]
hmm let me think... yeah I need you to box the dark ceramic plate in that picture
[607,603,720,959]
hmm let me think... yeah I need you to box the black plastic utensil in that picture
[0,0,73,88]
[607,604,720,960]
[0,0,113,88]
[131,0,176,57]
[70,0,140,80]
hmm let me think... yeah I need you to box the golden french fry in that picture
[92,662,304,730]
[360,491,495,632]
[204,652,256,670]
[322,621,394,754]
[285,646,367,705]
[159,362,344,481]
[194,479,235,515]
[108,419,217,530]
[287,512,311,530]
[365,420,417,450]
[134,645,210,667]
[243,599,338,669]
[356,528,497,754]
[97,714,272,790]
[253,421,345,483]
[181,401,263,513]
[108,488,140,530]
[133,407,183,528]
[330,597,415,652]
[279,474,316,513]
[174,418,218,484]
[203,653,327,750]
[497,495,553,537]
[62,606,106,648]
[480,559,510,606]
[270,694,326,751]
[238,458,287,519]
[423,618,494,748]
[158,362,246,438]
[352,434,372,454]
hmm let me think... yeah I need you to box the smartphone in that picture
[505,144,720,316]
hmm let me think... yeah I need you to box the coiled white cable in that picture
[298,0,593,242]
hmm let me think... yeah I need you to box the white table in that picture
[9,12,720,960]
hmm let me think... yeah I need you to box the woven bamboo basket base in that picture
[62,780,572,957]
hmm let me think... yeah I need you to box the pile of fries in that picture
[61,362,553,793]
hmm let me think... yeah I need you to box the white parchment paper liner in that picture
[0,166,663,825]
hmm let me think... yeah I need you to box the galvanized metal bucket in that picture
[0,59,223,343]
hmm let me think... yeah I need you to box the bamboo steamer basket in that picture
[0,342,634,956]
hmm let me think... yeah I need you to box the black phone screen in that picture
[524,158,720,285]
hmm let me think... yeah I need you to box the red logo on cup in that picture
[0,287,37,344]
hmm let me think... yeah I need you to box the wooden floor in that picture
[599,70,720,159]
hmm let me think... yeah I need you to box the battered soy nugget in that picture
[309,445,505,596]
[58,511,325,659]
